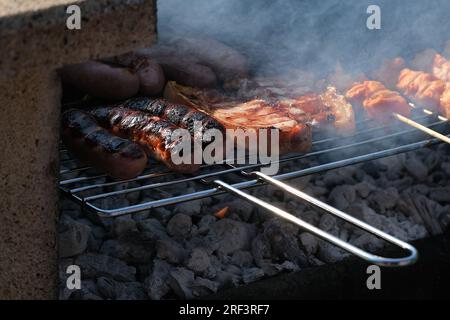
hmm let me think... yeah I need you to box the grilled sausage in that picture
[137,61,166,96]
[167,36,248,83]
[159,58,218,88]
[117,97,225,141]
[91,107,201,173]
[60,61,140,100]
[103,54,166,96]
[62,109,148,179]
[111,50,217,88]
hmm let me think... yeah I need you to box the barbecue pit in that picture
[1,0,450,300]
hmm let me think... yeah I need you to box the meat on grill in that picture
[439,83,450,119]
[346,80,411,120]
[396,68,446,111]
[91,107,201,173]
[62,109,148,179]
[116,97,225,142]
[433,53,450,82]
[230,77,355,134]
[280,87,355,134]
[164,81,312,154]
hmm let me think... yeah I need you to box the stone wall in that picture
[0,0,157,299]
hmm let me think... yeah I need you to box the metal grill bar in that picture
[75,134,446,216]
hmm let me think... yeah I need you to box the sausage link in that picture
[91,107,201,173]
[118,97,225,141]
[62,109,148,179]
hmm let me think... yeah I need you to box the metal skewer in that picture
[393,112,450,144]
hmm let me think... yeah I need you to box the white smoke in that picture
[157,0,450,77]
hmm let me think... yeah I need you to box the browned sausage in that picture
[157,57,218,88]
[91,107,201,173]
[104,54,166,96]
[136,60,166,96]
[60,61,140,100]
[118,97,225,141]
[62,109,148,179]
[167,36,248,83]
[114,49,217,88]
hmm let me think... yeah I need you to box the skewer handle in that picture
[214,171,418,267]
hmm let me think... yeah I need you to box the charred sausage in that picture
[62,109,148,179]
[117,97,225,141]
[91,107,201,173]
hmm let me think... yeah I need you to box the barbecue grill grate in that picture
[59,102,450,266]
[59,106,449,216]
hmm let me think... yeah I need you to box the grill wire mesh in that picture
[59,104,449,217]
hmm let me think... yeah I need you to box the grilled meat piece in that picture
[396,68,446,111]
[165,80,354,136]
[439,83,450,119]
[231,75,355,134]
[91,107,201,173]
[346,81,411,120]
[433,53,450,82]
[62,109,148,179]
[117,97,225,141]
[164,81,312,154]
[279,87,355,135]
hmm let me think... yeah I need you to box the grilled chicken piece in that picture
[433,53,450,82]
[439,83,450,119]
[346,81,411,120]
[396,68,446,111]
[279,87,355,135]
[164,81,312,154]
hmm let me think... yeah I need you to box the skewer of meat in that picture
[396,68,446,112]
[62,109,148,179]
[396,68,450,119]
[347,80,450,144]
[91,107,201,173]
[346,80,411,121]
